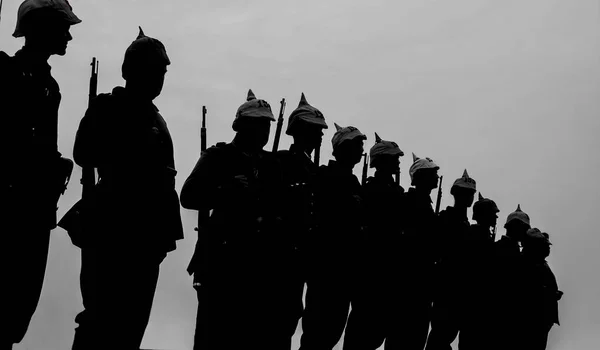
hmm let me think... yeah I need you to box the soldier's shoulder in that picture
[0,52,17,79]
[0,51,12,65]
[205,142,233,156]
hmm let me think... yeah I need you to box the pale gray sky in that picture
[1,0,599,349]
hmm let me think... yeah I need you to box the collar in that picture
[14,47,52,74]
[113,86,159,112]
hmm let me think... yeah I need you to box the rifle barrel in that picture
[314,145,321,166]
[201,106,207,152]
[82,57,99,199]
[272,98,286,153]
[435,175,443,214]
[361,153,368,185]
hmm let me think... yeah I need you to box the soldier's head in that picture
[472,192,499,228]
[122,27,170,101]
[450,169,476,208]
[369,133,403,175]
[504,204,531,241]
[232,89,275,150]
[409,153,439,190]
[522,228,551,259]
[286,93,328,153]
[13,0,81,56]
[331,123,367,166]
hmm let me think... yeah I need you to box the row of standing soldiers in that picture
[0,1,561,350]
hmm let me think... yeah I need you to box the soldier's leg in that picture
[300,277,351,350]
[343,278,386,350]
[2,218,51,347]
[385,294,432,350]
[72,247,163,350]
[424,301,459,350]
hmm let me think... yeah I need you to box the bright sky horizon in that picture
[1,1,599,349]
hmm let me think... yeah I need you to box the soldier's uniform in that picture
[181,90,291,350]
[458,193,500,350]
[276,93,329,343]
[390,154,440,350]
[300,124,367,350]
[490,205,531,350]
[70,31,183,350]
[0,1,80,348]
[426,170,476,350]
[519,229,562,350]
[343,133,405,350]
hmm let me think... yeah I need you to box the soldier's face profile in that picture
[301,124,325,151]
[128,63,167,100]
[26,21,73,56]
[376,154,401,173]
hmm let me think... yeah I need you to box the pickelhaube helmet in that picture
[232,89,275,131]
[369,132,403,168]
[472,192,500,221]
[331,123,366,150]
[409,153,439,183]
[505,204,531,227]
[452,169,476,191]
[285,93,328,136]
[122,27,171,80]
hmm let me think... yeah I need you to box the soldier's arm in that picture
[73,96,108,168]
[180,146,225,211]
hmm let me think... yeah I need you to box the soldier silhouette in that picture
[299,123,367,350]
[0,1,80,349]
[180,89,290,350]
[276,92,329,347]
[519,228,562,350]
[490,204,531,350]
[458,193,500,350]
[343,132,405,350]
[70,27,184,350]
[391,153,440,350]
[426,170,477,350]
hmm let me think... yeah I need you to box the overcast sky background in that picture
[1,0,599,349]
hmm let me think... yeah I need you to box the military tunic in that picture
[276,144,321,340]
[300,160,366,350]
[343,172,405,350]
[426,206,471,350]
[70,86,183,350]
[0,48,68,346]
[390,187,439,350]
[181,140,292,350]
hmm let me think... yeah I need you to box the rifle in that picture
[435,175,443,214]
[81,57,99,201]
[192,106,209,288]
[201,106,207,153]
[361,153,369,185]
[57,57,98,245]
[314,145,320,166]
[271,98,286,152]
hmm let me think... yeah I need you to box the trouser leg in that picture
[1,224,51,346]
[300,277,351,350]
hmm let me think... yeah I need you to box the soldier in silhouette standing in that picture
[458,193,500,350]
[180,90,289,350]
[343,132,404,350]
[71,28,184,350]
[299,123,367,350]
[391,153,440,350]
[0,1,81,349]
[276,93,329,347]
[519,228,562,350]
[425,170,477,350]
[490,204,531,350]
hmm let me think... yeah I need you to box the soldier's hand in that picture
[233,175,249,188]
